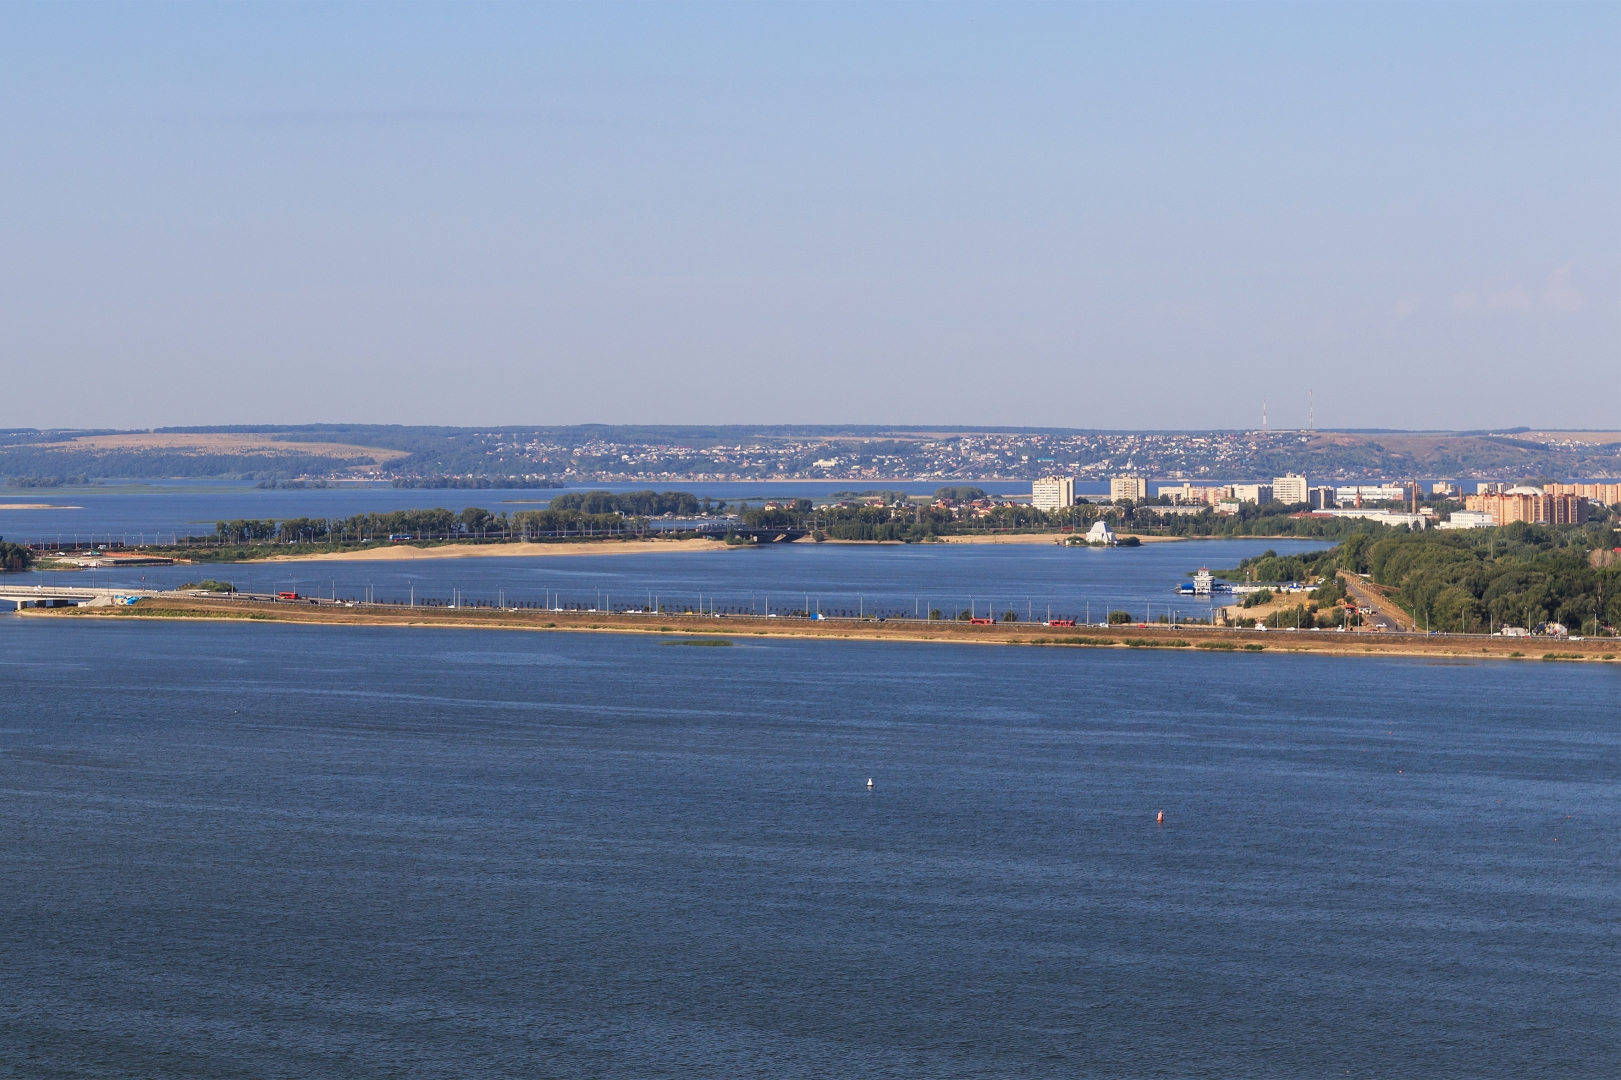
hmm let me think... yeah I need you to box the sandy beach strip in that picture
[930,533,1186,544]
[264,533,1186,560]
[263,538,732,563]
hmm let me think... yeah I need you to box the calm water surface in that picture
[0,620,1614,1078]
[59,538,1327,626]
[0,480,1111,543]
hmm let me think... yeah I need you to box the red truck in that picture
[277,591,300,601]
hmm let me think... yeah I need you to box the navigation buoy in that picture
[1156,810,1164,825]
[867,778,873,790]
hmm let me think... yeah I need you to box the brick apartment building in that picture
[1544,482,1621,506]
[1464,490,1589,525]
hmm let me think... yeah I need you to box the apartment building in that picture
[1031,476,1075,511]
[1271,473,1308,505]
[1230,483,1274,504]
[1546,482,1621,506]
[1157,483,1230,505]
[1110,476,1148,502]
[1464,490,1589,525]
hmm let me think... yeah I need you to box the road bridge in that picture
[0,585,161,610]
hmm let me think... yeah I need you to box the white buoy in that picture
[867,778,873,789]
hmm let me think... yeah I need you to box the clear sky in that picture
[1,2,1615,432]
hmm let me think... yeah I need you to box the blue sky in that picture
[1,2,1615,430]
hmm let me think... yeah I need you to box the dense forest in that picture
[1209,523,1620,635]
[1363,523,1619,634]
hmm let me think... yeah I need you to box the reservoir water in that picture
[0,480,1112,545]
[0,618,1614,1077]
[42,538,1330,626]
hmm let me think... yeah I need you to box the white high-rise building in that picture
[1272,473,1309,505]
[1031,476,1075,511]
[1110,476,1148,502]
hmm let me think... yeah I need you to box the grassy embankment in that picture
[33,595,1619,662]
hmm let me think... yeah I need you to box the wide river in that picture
[46,538,1332,626]
[0,611,1614,1077]
[0,480,1112,545]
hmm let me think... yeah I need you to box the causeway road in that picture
[1340,571,1414,632]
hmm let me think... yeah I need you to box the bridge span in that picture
[0,585,162,610]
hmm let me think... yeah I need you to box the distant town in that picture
[1031,474,1618,531]
[0,425,1616,488]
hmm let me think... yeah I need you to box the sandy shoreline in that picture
[931,533,1186,545]
[256,532,1203,562]
[262,538,731,562]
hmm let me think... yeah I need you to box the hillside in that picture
[1,425,1615,485]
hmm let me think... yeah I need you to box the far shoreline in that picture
[205,530,1284,565]
[29,531,1332,571]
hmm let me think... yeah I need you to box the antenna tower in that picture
[1262,398,1268,434]
[1309,390,1314,432]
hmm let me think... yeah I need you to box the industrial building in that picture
[1335,485,1406,504]
[1438,510,1495,530]
[1311,508,1428,529]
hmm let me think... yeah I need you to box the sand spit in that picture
[36,597,1619,663]
[262,538,730,562]
[930,533,1186,545]
[261,533,1193,561]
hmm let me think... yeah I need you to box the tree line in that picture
[1365,522,1619,634]
[1207,519,1621,634]
[546,490,723,516]
[0,541,32,572]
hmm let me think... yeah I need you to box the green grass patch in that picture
[662,639,733,647]
[1541,652,1583,661]
[1123,638,1191,648]
[1243,644,1264,652]
[1195,641,1237,651]
[102,607,273,621]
